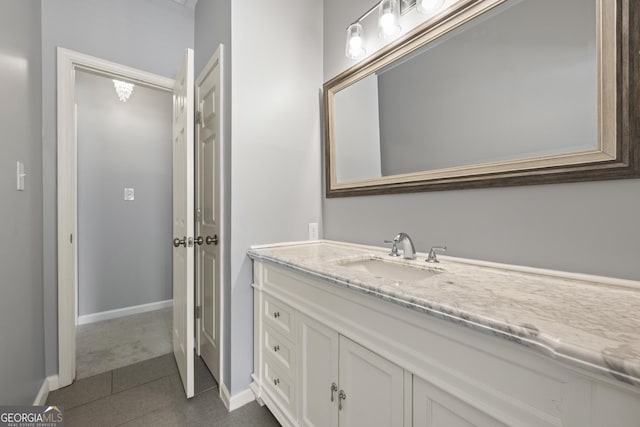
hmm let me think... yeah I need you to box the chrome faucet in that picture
[385,232,416,260]
[426,246,447,263]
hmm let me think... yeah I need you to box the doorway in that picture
[73,69,173,379]
[57,48,225,399]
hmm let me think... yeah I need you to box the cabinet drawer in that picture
[264,354,297,419]
[263,294,297,341]
[264,324,296,375]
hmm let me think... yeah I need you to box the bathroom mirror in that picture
[324,0,639,197]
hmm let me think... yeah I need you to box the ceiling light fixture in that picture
[112,79,134,102]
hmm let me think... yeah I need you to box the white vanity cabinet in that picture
[299,315,405,427]
[250,259,640,427]
[337,335,405,427]
[412,375,507,427]
[299,315,338,427]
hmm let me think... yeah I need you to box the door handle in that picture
[173,237,187,247]
[194,236,204,246]
[205,235,218,245]
[338,390,346,410]
[330,382,338,402]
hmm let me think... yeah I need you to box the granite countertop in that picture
[248,240,640,389]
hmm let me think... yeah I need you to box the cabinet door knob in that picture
[338,390,346,410]
[273,378,280,386]
[273,312,280,319]
[330,382,338,402]
[273,345,280,352]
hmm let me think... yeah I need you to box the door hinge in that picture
[70,233,73,244]
[195,306,201,319]
[195,111,202,125]
[195,208,201,222]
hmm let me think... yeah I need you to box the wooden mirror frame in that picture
[324,0,639,198]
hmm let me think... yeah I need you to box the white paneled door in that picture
[195,47,222,384]
[172,48,195,398]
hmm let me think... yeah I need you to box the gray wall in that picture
[76,71,172,317]
[377,0,596,175]
[323,0,640,282]
[0,0,45,404]
[194,0,233,390]
[41,0,194,375]
[230,0,323,394]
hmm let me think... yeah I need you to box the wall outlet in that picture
[308,222,319,240]
[124,188,135,201]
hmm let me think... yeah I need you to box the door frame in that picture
[56,47,174,387]
[194,45,225,386]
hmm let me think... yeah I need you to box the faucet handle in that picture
[384,240,401,257]
[426,246,447,263]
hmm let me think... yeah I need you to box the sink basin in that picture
[337,257,443,282]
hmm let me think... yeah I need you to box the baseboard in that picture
[220,382,255,412]
[220,383,231,410]
[76,300,173,325]
[33,375,58,406]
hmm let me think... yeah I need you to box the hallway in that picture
[76,308,172,379]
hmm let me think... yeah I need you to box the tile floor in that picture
[76,308,173,379]
[47,353,279,427]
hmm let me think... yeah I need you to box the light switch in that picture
[16,161,25,191]
[124,188,135,201]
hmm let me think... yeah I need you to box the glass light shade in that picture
[345,22,366,59]
[378,0,401,39]
[112,79,135,102]
[416,0,446,15]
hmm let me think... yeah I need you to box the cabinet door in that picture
[338,336,404,427]
[299,315,339,427]
[413,375,508,427]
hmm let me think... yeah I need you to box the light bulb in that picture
[349,35,363,50]
[417,0,445,15]
[345,22,366,59]
[380,13,395,34]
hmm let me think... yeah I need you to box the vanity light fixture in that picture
[112,79,134,102]
[345,0,422,59]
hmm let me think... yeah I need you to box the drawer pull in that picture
[273,311,281,319]
[330,382,338,402]
[273,378,280,386]
[338,390,346,410]
[273,345,280,352]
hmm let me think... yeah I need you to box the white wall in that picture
[323,0,640,281]
[41,0,194,376]
[76,70,172,317]
[230,0,323,394]
[0,0,45,404]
